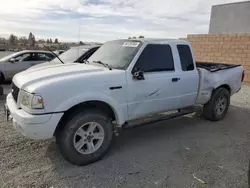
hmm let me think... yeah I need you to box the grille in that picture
[11,82,19,103]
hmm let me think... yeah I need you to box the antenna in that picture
[44,45,64,64]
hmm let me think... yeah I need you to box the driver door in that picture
[126,44,183,120]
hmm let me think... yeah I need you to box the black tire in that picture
[203,87,230,121]
[56,109,114,166]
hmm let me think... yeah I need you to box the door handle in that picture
[172,77,180,82]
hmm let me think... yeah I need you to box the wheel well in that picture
[216,84,231,94]
[54,100,116,135]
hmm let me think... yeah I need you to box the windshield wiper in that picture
[93,61,112,70]
[43,45,65,64]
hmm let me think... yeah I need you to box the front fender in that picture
[54,92,126,126]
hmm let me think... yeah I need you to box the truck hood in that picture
[13,63,106,90]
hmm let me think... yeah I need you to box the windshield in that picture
[88,40,142,69]
[51,47,89,63]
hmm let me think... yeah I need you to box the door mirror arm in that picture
[133,70,145,80]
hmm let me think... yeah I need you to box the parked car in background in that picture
[0,50,55,83]
[30,45,100,69]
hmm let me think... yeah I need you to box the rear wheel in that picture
[56,109,114,166]
[203,87,230,121]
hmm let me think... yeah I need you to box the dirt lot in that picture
[0,84,250,188]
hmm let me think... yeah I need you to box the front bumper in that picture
[6,93,63,140]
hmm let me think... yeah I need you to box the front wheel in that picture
[56,109,114,166]
[203,87,230,121]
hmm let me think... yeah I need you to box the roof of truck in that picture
[131,38,177,41]
[125,38,189,44]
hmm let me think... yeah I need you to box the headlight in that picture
[20,90,44,109]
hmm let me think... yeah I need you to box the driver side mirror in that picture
[133,70,145,80]
[9,58,16,63]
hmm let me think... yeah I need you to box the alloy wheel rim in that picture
[73,122,105,154]
[215,96,227,115]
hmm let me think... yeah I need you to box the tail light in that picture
[241,70,245,82]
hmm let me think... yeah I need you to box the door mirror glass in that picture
[133,70,145,80]
[9,58,16,63]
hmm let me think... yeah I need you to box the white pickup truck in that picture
[5,39,244,165]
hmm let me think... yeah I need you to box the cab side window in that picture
[134,44,174,72]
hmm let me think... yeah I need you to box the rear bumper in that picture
[6,93,63,140]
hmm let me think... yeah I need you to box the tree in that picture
[132,36,136,39]
[28,32,35,47]
[38,39,45,43]
[128,37,131,39]
[49,38,52,43]
[138,35,144,38]
[79,41,84,45]
[46,39,50,43]
[32,34,36,45]
[19,37,27,45]
[54,38,59,43]
[8,34,18,45]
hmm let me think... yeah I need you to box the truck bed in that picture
[195,62,244,105]
[196,62,241,72]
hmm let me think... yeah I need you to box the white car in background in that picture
[0,50,55,83]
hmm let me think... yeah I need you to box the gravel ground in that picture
[0,84,250,188]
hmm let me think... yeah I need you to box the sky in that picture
[0,0,244,42]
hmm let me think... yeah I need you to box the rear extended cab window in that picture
[133,44,174,72]
[177,45,194,71]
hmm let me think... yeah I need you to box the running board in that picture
[123,107,197,129]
